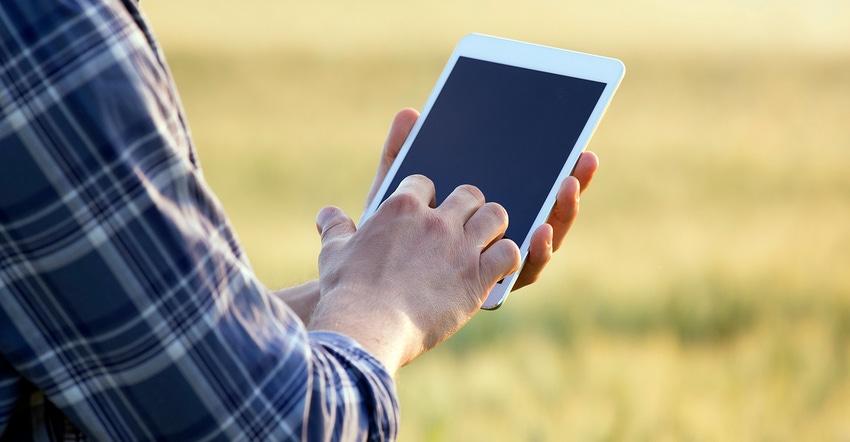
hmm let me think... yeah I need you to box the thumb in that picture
[316,206,356,244]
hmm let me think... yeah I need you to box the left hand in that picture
[365,108,600,292]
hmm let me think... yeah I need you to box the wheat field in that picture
[143,1,850,440]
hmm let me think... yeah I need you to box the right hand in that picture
[363,108,600,295]
[308,175,521,373]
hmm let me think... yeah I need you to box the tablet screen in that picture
[381,56,606,243]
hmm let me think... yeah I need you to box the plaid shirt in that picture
[0,0,398,440]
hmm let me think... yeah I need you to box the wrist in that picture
[307,287,421,374]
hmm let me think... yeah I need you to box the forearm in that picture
[0,1,400,435]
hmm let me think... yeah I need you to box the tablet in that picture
[361,33,625,309]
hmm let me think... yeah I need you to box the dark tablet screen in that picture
[382,56,606,243]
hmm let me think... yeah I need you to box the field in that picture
[143,1,850,440]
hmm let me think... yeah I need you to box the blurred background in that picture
[143,1,849,440]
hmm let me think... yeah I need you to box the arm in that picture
[310,110,599,374]
[0,1,396,440]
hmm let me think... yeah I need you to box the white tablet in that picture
[361,33,625,309]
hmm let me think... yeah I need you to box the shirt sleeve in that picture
[0,1,399,440]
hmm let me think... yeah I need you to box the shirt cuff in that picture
[307,331,400,440]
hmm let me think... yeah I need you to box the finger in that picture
[478,238,521,295]
[438,184,486,225]
[513,223,553,290]
[548,176,581,252]
[512,152,599,291]
[382,108,419,167]
[385,174,437,210]
[572,151,599,194]
[316,206,356,244]
[365,108,420,209]
[463,201,509,249]
[547,151,598,252]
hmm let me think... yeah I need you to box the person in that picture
[0,0,599,440]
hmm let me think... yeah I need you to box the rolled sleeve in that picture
[0,0,399,440]
[307,332,399,441]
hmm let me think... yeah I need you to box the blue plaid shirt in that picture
[0,0,398,440]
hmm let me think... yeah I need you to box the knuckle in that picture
[423,212,453,235]
[409,173,431,183]
[482,202,509,227]
[383,174,434,212]
[383,190,421,212]
[404,174,433,188]
[454,184,485,203]
[320,219,344,240]
[319,221,351,247]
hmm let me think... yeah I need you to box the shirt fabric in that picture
[0,0,399,440]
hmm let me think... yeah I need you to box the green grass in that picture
[144,2,850,440]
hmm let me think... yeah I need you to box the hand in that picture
[514,150,599,289]
[364,108,600,292]
[272,109,421,324]
[309,176,521,373]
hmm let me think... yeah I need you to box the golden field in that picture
[144,1,850,440]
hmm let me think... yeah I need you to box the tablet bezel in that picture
[360,33,625,309]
